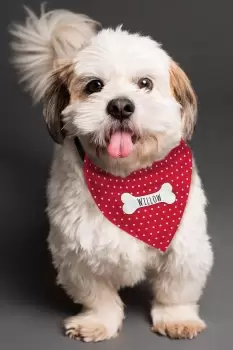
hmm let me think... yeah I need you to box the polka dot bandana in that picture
[84,140,192,252]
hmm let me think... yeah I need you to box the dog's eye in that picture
[137,78,153,91]
[85,79,104,94]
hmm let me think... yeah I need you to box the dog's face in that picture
[44,28,197,174]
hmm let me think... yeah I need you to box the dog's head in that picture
[44,28,196,174]
[11,8,196,175]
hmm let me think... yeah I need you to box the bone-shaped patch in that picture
[121,183,176,214]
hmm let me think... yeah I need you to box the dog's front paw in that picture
[151,304,206,339]
[152,320,206,339]
[64,314,118,342]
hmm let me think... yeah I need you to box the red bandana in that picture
[84,140,192,252]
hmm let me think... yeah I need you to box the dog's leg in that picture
[63,278,124,342]
[150,239,213,339]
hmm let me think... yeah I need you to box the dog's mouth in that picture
[105,127,138,158]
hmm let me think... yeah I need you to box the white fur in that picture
[63,28,181,150]
[10,8,213,342]
[10,6,99,102]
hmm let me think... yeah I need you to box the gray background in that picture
[1,0,233,349]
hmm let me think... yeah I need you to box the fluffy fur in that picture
[10,7,213,342]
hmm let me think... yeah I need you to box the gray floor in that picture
[1,0,233,349]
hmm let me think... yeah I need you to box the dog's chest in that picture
[69,191,149,268]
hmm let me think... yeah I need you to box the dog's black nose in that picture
[107,98,135,120]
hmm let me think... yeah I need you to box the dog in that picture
[10,7,213,342]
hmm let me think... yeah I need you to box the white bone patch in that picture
[121,183,176,214]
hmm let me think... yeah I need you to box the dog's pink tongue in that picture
[107,131,133,158]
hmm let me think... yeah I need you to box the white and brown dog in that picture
[10,7,213,342]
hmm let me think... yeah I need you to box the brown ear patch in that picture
[170,61,197,140]
[43,63,74,144]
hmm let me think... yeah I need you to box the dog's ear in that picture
[43,63,73,144]
[169,61,197,140]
